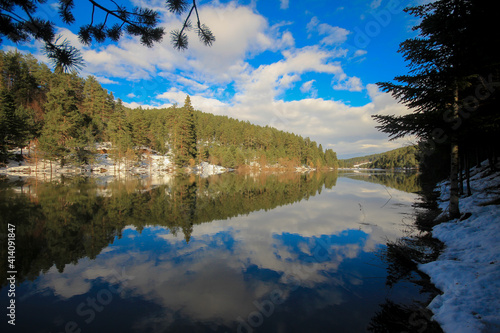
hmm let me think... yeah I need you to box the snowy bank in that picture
[419,162,500,333]
[0,147,231,179]
[195,161,229,177]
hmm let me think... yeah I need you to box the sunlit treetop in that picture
[0,0,215,73]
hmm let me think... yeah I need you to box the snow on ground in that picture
[419,161,500,333]
[197,161,228,177]
[0,146,230,179]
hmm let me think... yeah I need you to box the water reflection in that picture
[0,171,424,332]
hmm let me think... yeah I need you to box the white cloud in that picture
[306,16,320,34]
[300,80,315,93]
[306,17,350,45]
[233,46,344,106]
[333,74,363,92]
[174,76,210,92]
[276,30,295,49]
[353,49,367,58]
[156,88,228,112]
[317,23,350,45]
[184,3,271,77]
[95,76,119,85]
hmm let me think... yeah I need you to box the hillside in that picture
[339,145,418,169]
[0,50,338,171]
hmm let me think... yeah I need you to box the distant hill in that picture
[339,146,418,169]
[339,153,386,168]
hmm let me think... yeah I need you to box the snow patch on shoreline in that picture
[419,162,500,333]
[0,147,230,179]
[196,161,229,178]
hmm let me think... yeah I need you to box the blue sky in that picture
[4,0,426,158]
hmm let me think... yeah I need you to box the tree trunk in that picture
[492,150,498,171]
[450,136,461,218]
[466,154,472,196]
[449,86,461,219]
[458,154,464,196]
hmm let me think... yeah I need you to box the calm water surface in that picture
[1,171,425,332]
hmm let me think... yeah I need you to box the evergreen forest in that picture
[339,146,419,170]
[0,50,338,170]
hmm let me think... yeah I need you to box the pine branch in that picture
[166,0,190,15]
[58,0,75,24]
[171,0,214,50]
[44,36,84,73]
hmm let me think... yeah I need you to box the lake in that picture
[1,171,430,332]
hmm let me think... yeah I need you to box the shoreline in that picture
[418,161,500,332]
[0,147,333,180]
[0,148,230,180]
[0,156,324,181]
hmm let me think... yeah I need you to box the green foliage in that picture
[192,111,337,169]
[172,95,197,167]
[0,90,20,155]
[324,149,338,168]
[82,75,113,140]
[38,72,90,166]
[368,146,418,169]
[106,100,134,167]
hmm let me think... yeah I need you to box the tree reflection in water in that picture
[0,172,338,287]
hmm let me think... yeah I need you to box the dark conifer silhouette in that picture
[373,0,500,219]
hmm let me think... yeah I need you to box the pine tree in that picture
[82,76,113,140]
[38,73,88,166]
[15,105,38,152]
[324,149,338,168]
[155,109,171,154]
[173,95,197,167]
[107,100,134,169]
[0,90,20,149]
[129,109,150,148]
[0,90,17,160]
